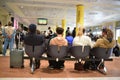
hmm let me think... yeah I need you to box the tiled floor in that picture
[0,49,120,80]
[0,56,120,77]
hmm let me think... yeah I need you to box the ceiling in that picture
[0,0,120,27]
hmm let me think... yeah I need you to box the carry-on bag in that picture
[10,32,24,68]
[74,62,84,71]
[10,49,24,68]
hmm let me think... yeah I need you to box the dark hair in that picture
[8,21,12,26]
[48,27,51,29]
[0,21,1,25]
[83,28,85,34]
[29,24,36,33]
[56,27,64,34]
[102,28,107,34]
[67,27,70,29]
[102,28,113,42]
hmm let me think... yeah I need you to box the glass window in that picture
[116,28,120,40]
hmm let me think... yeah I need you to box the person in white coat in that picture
[73,27,93,48]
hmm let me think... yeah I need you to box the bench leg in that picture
[97,59,107,75]
[30,57,36,74]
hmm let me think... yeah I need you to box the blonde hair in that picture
[77,27,85,36]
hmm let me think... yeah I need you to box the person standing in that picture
[45,27,53,39]
[0,21,3,54]
[2,21,16,56]
[66,27,70,37]
[72,27,76,38]
[15,29,24,49]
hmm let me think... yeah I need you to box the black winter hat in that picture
[29,24,36,33]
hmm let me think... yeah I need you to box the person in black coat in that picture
[72,27,76,38]
[24,24,44,69]
[15,29,24,49]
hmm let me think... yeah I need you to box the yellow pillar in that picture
[76,4,84,36]
[56,24,58,28]
[62,19,66,38]
[118,37,120,44]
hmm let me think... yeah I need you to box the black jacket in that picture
[24,33,44,46]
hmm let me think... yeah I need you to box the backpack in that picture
[113,45,120,57]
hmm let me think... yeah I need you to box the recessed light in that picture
[20,6,24,8]
[2,5,5,7]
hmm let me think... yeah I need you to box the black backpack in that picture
[113,45,120,57]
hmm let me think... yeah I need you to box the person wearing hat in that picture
[2,21,16,56]
[24,24,45,69]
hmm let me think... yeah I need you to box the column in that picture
[76,4,84,36]
[62,19,66,38]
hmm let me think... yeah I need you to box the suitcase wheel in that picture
[21,65,24,68]
[10,66,14,68]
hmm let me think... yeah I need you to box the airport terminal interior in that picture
[0,0,120,80]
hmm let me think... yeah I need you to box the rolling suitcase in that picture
[10,49,24,68]
[10,32,24,68]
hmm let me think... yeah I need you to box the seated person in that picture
[24,24,44,69]
[72,27,93,47]
[66,32,73,47]
[85,28,115,70]
[93,28,115,48]
[66,32,73,57]
[48,27,68,69]
[72,27,93,70]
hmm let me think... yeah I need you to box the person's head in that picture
[48,27,51,30]
[74,27,76,30]
[77,27,85,36]
[102,28,107,36]
[28,24,36,33]
[67,27,70,30]
[56,27,64,35]
[102,28,113,42]
[8,21,12,26]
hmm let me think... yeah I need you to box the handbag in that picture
[74,62,84,71]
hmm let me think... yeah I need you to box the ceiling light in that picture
[20,6,24,8]
[89,12,98,15]
[2,5,5,7]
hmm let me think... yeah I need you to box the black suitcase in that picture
[10,49,24,68]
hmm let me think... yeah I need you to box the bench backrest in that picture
[47,45,68,59]
[24,44,44,59]
[91,47,112,59]
[71,46,91,59]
